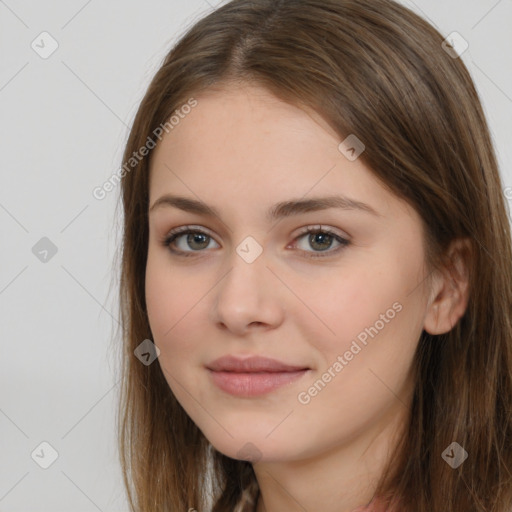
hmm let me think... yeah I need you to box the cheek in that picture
[145,252,200,356]
[145,260,203,412]
[292,256,424,390]
[145,255,175,338]
[291,265,402,354]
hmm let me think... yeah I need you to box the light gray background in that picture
[1,0,511,510]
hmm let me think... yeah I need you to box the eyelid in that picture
[165,224,216,239]
[292,224,350,241]
[162,224,350,241]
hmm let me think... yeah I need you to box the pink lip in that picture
[206,355,310,396]
[207,355,308,372]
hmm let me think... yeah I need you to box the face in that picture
[145,83,431,464]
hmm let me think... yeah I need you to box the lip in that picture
[207,355,308,373]
[206,355,310,397]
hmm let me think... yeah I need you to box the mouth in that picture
[206,355,311,397]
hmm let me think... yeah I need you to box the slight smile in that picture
[206,355,311,397]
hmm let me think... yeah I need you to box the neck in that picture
[253,401,407,512]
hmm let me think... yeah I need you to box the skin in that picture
[145,83,470,512]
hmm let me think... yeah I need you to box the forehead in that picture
[158,84,338,155]
[147,83,411,222]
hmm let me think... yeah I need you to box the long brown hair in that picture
[114,0,512,510]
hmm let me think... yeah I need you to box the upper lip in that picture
[206,355,309,373]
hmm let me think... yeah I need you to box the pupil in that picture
[309,232,332,251]
[188,233,209,250]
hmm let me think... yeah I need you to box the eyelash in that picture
[161,225,350,259]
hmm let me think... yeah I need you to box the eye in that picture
[161,224,350,258]
[291,225,350,258]
[162,225,220,257]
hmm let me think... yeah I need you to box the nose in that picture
[209,246,285,336]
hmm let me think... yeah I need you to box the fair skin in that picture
[145,83,469,512]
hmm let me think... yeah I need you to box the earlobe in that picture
[423,238,472,335]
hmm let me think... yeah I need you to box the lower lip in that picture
[208,369,309,396]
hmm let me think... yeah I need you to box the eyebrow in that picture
[149,194,381,221]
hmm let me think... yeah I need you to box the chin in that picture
[201,428,304,464]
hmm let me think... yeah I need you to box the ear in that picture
[423,238,472,335]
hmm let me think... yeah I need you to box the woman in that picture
[115,0,512,510]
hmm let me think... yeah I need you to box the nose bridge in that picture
[211,237,283,331]
[220,239,268,301]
